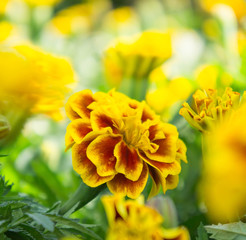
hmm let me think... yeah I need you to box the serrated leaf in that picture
[205,221,246,240]
[5,229,33,240]
[27,213,54,232]
[19,224,45,240]
[0,176,13,197]
[197,223,209,240]
[0,219,11,233]
[47,214,102,240]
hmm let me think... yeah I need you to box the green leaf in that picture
[47,214,102,240]
[5,229,33,240]
[19,224,45,240]
[26,213,54,232]
[205,221,246,240]
[0,176,13,197]
[197,223,209,240]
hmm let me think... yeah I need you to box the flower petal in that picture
[114,141,143,181]
[166,174,179,190]
[65,119,92,150]
[87,134,122,177]
[107,162,148,199]
[139,147,181,177]
[90,109,120,134]
[65,90,94,120]
[148,166,166,198]
[176,139,187,163]
[72,142,114,187]
[145,123,178,163]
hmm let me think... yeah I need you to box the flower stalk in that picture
[59,182,106,216]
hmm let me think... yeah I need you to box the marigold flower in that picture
[0,44,76,120]
[147,68,192,119]
[200,0,246,20]
[103,31,172,88]
[65,90,186,198]
[0,0,9,14]
[0,21,16,43]
[195,64,233,90]
[179,87,245,133]
[102,195,190,240]
[51,0,111,36]
[102,6,140,34]
[200,103,246,223]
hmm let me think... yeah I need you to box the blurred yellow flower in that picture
[102,195,190,240]
[0,0,9,14]
[195,64,233,90]
[0,21,16,43]
[51,0,111,36]
[147,75,193,118]
[22,0,61,7]
[103,31,172,87]
[200,103,246,223]
[180,88,245,132]
[201,0,246,20]
[102,6,139,34]
[0,44,76,120]
[65,89,186,198]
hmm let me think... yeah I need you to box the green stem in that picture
[132,77,149,102]
[59,182,106,216]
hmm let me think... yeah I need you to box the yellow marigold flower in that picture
[102,6,139,34]
[0,0,9,14]
[200,0,246,20]
[195,64,233,90]
[0,21,14,42]
[200,103,246,223]
[103,31,172,87]
[102,195,190,240]
[147,76,192,117]
[65,90,186,198]
[51,0,111,36]
[180,87,245,133]
[0,44,76,120]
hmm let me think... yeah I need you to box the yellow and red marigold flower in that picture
[102,195,190,240]
[179,87,246,133]
[65,90,187,198]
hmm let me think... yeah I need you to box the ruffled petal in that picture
[145,123,178,163]
[114,141,143,181]
[166,174,179,190]
[162,227,190,240]
[148,166,166,198]
[139,151,181,177]
[65,90,94,120]
[107,162,149,199]
[65,119,92,150]
[72,142,114,187]
[176,139,187,163]
[87,134,122,176]
[90,109,120,134]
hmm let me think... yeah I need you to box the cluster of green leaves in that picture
[0,174,103,240]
